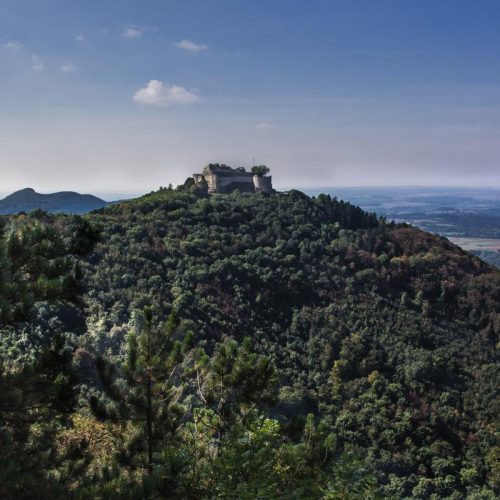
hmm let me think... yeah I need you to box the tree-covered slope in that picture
[1,187,498,498]
[80,187,499,498]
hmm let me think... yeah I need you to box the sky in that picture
[1,0,500,196]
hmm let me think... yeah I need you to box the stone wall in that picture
[193,166,273,194]
[253,175,273,194]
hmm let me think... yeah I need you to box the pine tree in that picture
[0,221,13,323]
[0,336,77,498]
[194,337,276,450]
[91,307,187,475]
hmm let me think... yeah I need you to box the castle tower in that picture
[253,175,272,193]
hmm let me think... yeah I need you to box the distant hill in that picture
[0,188,107,215]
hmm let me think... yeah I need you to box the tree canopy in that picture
[251,165,271,176]
[0,189,498,498]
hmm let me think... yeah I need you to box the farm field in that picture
[448,237,500,252]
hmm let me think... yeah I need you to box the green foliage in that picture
[90,307,186,474]
[0,336,78,499]
[79,188,498,497]
[195,414,377,499]
[194,337,277,442]
[0,213,99,328]
[251,165,271,176]
[1,188,499,497]
[0,214,98,497]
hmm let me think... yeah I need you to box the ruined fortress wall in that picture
[218,175,254,189]
[205,173,254,193]
[194,167,273,194]
[253,175,273,193]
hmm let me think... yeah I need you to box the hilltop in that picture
[1,186,498,498]
[0,187,106,215]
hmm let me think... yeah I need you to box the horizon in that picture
[1,0,500,191]
[3,183,500,203]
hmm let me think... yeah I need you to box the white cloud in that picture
[76,33,85,42]
[175,39,207,53]
[5,40,23,51]
[32,54,44,71]
[60,64,75,73]
[256,123,273,130]
[123,26,143,38]
[133,80,199,106]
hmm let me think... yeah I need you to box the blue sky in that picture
[1,0,500,195]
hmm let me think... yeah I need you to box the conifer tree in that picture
[0,221,12,323]
[91,307,188,475]
[194,337,276,449]
[0,336,77,498]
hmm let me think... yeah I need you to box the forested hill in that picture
[1,186,499,498]
[0,187,106,214]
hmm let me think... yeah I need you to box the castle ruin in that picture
[193,164,273,194]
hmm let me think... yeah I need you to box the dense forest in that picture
[1,185,499,499]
